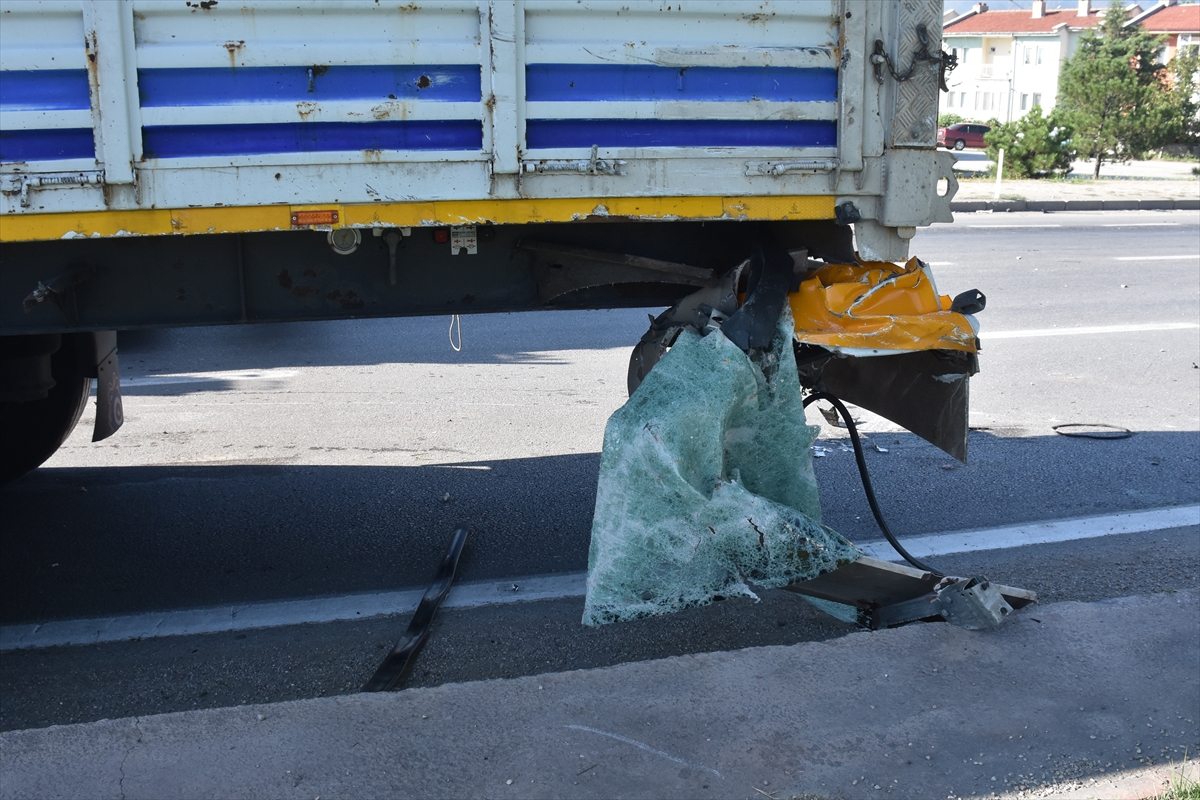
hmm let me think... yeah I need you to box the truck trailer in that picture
[1,0,964,482]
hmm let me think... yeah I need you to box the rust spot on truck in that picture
[223,40,244,68]
[185,0,219,10]
[416,75,431,89]
[277,269,293,290]
[370,100,410,121]
[296,101,318,121]
[83,30,101,106]
[362,149,383,162]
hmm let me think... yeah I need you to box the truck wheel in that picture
[954,139,965,151]
[0,334,93,483]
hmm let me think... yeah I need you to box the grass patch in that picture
[1150,756,1200,800]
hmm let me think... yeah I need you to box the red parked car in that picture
[938,123,990,150]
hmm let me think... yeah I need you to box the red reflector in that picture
[291,210,339,226]
[433,229,450,243]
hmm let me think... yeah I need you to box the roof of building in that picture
[1133,3,1200,33]
[944,7,1106,35]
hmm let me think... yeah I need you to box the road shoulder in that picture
[2,588,1196,800]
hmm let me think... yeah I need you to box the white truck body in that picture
[0,0,965,480]
[1,0,955,258]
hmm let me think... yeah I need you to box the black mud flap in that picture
[801,348,978,462]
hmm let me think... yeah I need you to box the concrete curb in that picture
[950,198,1200,212]
[0,590,1196,800]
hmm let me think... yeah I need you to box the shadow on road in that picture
[2,428,1195,625]
[117,308,658,372]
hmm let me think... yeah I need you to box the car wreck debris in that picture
[585,248,1034,630]
[583,305,862,627]
[363,527,469,692]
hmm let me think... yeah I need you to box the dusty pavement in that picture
[1,588,1196,800]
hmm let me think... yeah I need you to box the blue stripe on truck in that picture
[525,119,836,150]
[0,128,95,162]
[142,120,483,157]
[526,64,838,103]
[138,65,482,106]
[0,70,92,111]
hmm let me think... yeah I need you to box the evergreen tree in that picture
[1164,49,1200,149]
[983,106,1076,179]
[1057,5,1169,178]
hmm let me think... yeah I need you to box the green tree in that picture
[1164,49,1200,149]
[938,112,964,128]
[984,106,1076,178]
[1056,5,1170,177]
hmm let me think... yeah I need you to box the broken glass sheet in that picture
[583,307,862,626]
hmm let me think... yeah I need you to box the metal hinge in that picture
[1,171,104,208]
[745,159,838,177]
[523,145,626,176]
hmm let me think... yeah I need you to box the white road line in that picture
[2,505,1195,651]
[966,224,1062,228]
[1112,254,1199,261]
[985,322,1199,340]
[0,573,586,652]
[859,505,1199,563]
[1101,223,1180,227]
[926,261,955,266]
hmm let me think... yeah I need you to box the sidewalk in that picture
[2,590,1196,800]
[949,155,1200,212]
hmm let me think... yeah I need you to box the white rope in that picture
[448,314,462,352]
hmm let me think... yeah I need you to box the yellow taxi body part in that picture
[789,258,978,354]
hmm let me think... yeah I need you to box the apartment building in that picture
[943,0,1122,123]
[1131,1,1200,61]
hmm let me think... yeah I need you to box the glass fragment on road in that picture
[583,307,861,626]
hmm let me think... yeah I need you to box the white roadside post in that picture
[994,148,1005,200]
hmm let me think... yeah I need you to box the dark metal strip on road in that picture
[362,527,469,692]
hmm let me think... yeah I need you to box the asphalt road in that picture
[1,210,1197,731]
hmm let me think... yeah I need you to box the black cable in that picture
[803,391,944,577]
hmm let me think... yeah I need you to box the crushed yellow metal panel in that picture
[789,258,978,354]
[0,196,836,243]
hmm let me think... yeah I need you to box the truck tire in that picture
[0,334,93,484]
[954,139,966,151]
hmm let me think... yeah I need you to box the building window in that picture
[946,92,955,108]
[960,92,967,108]
[1036,47,1043,65]
[1032,92,1042,108]
[1020,93,1029,110]
[974,92,981,110]
[1024,47,1032,64]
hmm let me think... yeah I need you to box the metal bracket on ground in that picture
[785,556,1035,631]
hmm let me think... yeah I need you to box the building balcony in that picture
[973,64,1012,80]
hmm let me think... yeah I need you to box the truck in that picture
[1,0,964,482]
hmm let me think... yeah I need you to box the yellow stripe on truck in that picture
[0,196,835,243]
